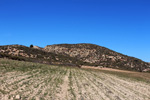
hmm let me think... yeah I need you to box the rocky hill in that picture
[45,43,150,72]
[0,44,149,72]
[0,45,85,66]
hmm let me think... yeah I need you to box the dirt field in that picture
[82,66,150,81]
[0,59,150,100]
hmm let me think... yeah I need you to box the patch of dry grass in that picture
[82,66,150,83]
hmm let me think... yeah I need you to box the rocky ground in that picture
[0,59,150,100]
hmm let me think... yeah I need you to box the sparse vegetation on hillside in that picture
[45,43,150,72]
[0,44,150,72]
[0,45,87,67]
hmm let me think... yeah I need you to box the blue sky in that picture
[0,0,150,62]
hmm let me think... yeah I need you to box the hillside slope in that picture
[45,43,150,72]
[0,44,149,72]
[0,45,84,66]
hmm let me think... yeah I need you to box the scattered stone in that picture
[15,95,21,100]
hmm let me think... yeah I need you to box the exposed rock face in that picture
[0,45,85,66]
[0,44,149,72]
[33,46,43,50]
[15,95,21,100]
[45,43,150,72]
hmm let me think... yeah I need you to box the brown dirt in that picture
[1,65,150,100]
[81,66,150,80]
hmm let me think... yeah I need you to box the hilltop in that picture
[0,43,150,72]
[0,45,85,66]
[45,43,150,72]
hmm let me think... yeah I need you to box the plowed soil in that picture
[0,59,150,100]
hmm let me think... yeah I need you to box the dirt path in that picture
[81,66,138,73]
[56,69,69,100]
[81,65,150,80]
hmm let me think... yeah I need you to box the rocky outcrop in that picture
[33,46,43,50]
[0,45,85,66]
[0,44,149,72]
[45,43,150,72]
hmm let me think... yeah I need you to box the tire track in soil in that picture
[23,70,64,100]
[80,69,112,100]
[73,68,105,100]
[90,70,150,99]
[86,70,139,100]
[71,69,83,100]
[56,68,69,100]
[83,70,127,100]
[1,64,150,100]
[85,69,150,100]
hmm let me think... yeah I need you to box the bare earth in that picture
[82,65,144,73]
[0,60,150,100]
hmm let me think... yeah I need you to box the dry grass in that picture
[0,59,150,100]
[82,66,150,83]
